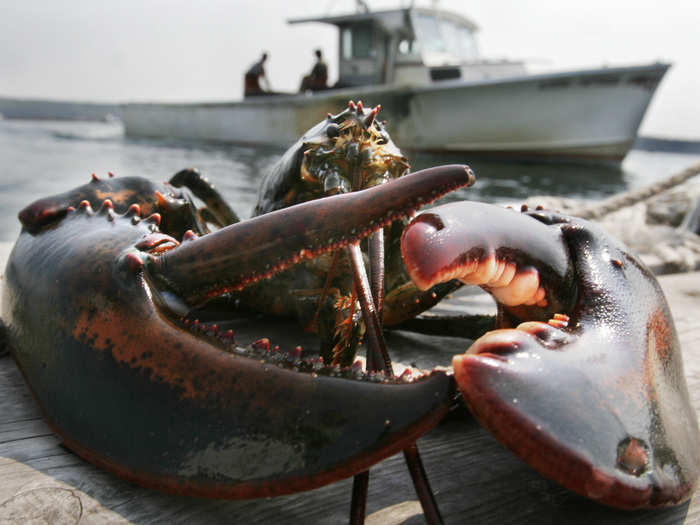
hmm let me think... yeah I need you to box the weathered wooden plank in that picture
[1,251,699,523]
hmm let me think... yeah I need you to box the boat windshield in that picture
[413,12,478,64]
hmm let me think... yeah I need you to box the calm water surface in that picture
[1,118,699,243]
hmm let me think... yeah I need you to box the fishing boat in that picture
[121,6,669,163]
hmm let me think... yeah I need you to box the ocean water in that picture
[1,118,700,244]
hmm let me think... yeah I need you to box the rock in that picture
[646,183,700,228]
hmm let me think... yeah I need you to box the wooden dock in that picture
[1,241,699,524]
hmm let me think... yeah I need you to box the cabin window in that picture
[414,13,446,54]
[443,23,478,61]
[413,13,479,61]
[352,25,374,58]
[342,28,353,60]
[341,24,375,60]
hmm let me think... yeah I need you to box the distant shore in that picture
[634,136,700,154]
[0,97,120,122]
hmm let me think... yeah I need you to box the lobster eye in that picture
[326,123,340,138]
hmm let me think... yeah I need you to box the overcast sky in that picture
[1,0,698,138]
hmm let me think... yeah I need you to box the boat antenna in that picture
[355,0,369,13]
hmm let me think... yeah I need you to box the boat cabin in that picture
[288,7,525,88]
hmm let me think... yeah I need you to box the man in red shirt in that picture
[244,52,271,97]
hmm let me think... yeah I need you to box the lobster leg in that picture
[369,231,385,325]
[346,242,391,374]
[348,228,443,525]
[169,167,240,226]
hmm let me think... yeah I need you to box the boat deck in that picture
[1,241,699,524]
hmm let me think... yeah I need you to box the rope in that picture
[574,162,700,221]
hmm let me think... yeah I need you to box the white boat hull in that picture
[122,63,669,163]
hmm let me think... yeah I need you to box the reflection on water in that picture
[410,151,626,203]
[1,118,699,244]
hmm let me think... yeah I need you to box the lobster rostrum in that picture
[401,201,700,509]
[1,164,473,499]
[245,101,463,367]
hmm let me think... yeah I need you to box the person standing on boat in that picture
[244,52,271,97]
[299,49,328,92]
